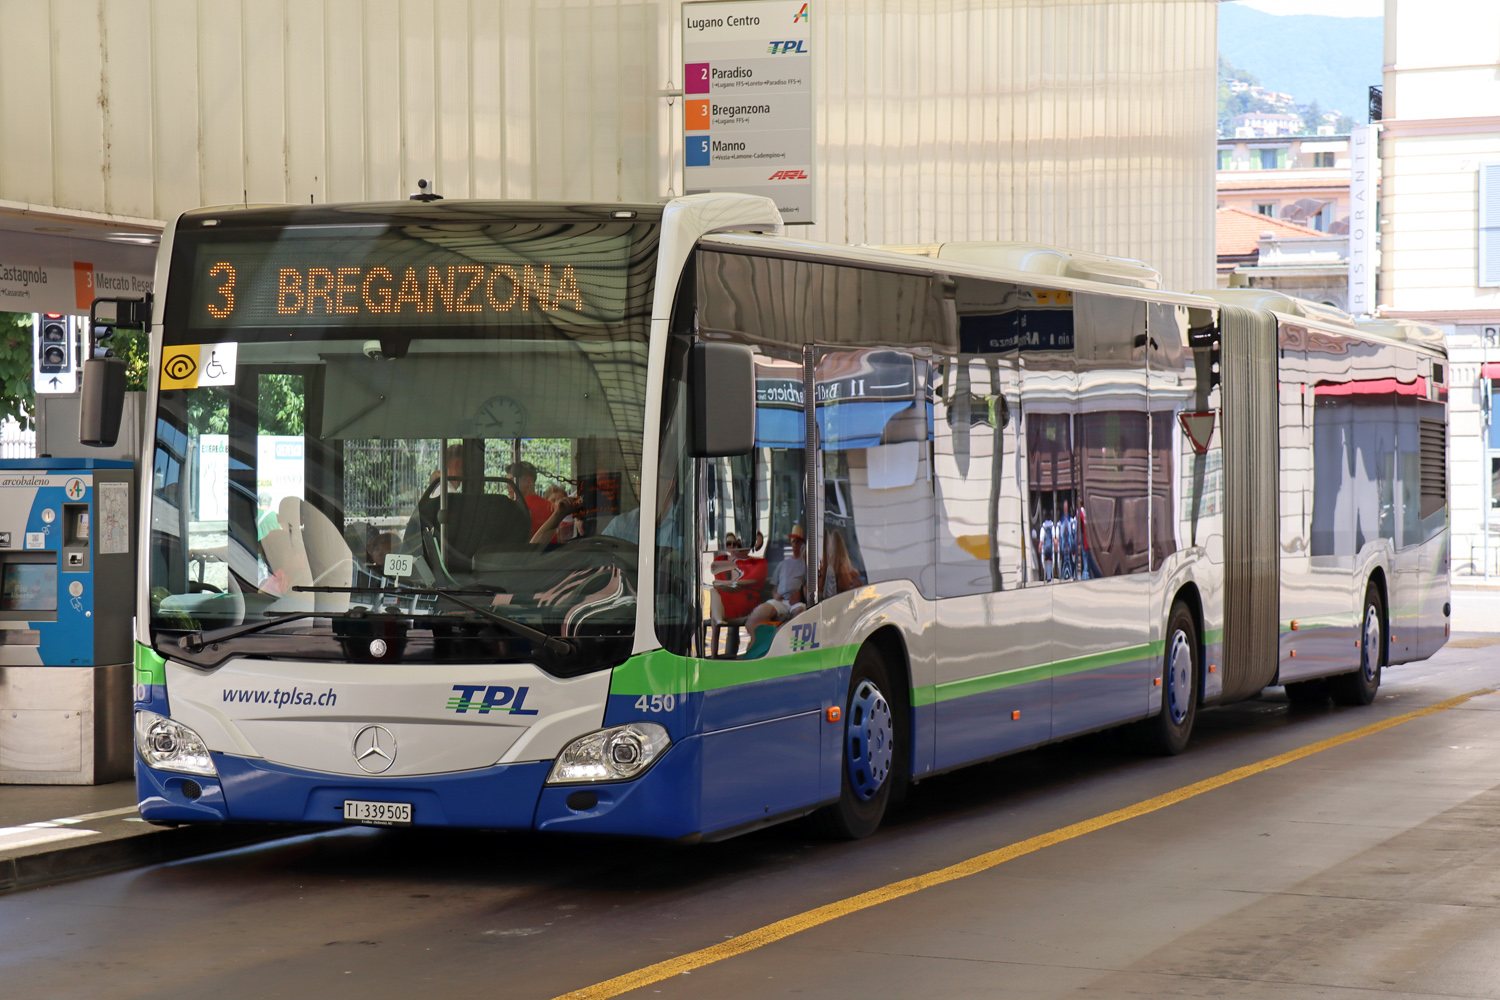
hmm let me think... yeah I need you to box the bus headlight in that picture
[546,723,670,784]
[134,710,218,777]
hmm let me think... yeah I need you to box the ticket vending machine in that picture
[0,458,136,784]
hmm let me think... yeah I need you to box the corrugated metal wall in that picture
[0,0,1216,290]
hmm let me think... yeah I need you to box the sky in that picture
[1226,0,1383,16]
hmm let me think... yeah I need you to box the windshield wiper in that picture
[175,609,405,653]
[293,585,574,658]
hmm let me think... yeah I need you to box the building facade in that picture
[1381,0,1500,577]
[1217,135,1352,232]
[0,0,1220,302]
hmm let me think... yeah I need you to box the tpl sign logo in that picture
[768,170,808,180]
[447,684,539,715]
[767,40,807,54]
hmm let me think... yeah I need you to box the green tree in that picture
[1301,99,1323,136]
[258,373,304,436]
[107,326,150,391]
[0,313,35,429]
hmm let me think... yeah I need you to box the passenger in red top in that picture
[508,461,554,538]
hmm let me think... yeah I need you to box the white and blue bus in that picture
[108,194,1449,840]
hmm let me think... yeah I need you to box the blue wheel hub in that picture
[845,679,892,801]
[1166,630,1193,726]
[1362,604,1381,682]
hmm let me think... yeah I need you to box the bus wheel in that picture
[1138,602,1198,756]
[814,646,901,839]
[1331,583,1384,707]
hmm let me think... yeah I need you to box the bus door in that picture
[814,345,938,769]
[932,339,1050,768]
[1046,294,1154,735]
[692,348,825,833]
[1282,324,1359,681]
[1300,328,1395,676]
[927,279,1052,767]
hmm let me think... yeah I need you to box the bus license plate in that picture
[342,800,412,826]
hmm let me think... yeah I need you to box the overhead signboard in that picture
[682,0,814,224]
[0,259,154,317]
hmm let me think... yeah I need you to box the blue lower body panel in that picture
[137,754,550,828]
[935,674,1052,771]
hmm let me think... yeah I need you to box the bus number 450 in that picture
[633,694,677,713]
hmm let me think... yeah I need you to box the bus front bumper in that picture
[135,738,702,838]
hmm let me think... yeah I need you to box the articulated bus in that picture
[116,194,1450,840]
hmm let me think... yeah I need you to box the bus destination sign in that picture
[186,229,634,329]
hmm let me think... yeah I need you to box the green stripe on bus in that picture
[610,644,860,697]
[914,641,1165,707]
[135,642,166,687]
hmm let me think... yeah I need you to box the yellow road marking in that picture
[552,687,1495,1000]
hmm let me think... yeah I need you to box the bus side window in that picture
[1073,294,1152,578]
[816,348,929,599]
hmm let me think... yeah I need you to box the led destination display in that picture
[186,225,636,328]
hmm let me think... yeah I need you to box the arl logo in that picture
[447,684,539,715]
[768,169,808,180]
[767,40,808,54]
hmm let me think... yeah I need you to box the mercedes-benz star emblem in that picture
[352,725,397,773]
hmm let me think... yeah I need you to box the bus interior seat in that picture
[259,496,355,612]
[417,493,532,574]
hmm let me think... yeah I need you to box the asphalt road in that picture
[4,634,1500,1000]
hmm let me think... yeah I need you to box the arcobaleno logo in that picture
[0,477,47,487]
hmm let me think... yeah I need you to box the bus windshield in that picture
[149,210,659,672]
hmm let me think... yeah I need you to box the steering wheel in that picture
[555,535,632,555]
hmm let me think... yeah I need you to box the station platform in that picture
[0,779,291,893]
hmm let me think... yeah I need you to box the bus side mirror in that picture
[79,357,127,447]
[690,342,755,457]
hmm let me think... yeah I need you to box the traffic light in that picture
[37,313,72,375]
[33,312,82,395]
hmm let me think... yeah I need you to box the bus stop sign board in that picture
[683,0,814,224]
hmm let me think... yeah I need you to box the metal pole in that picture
[439,438,450,572]
[1485,332,1492,579]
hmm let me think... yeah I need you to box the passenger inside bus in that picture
[507,461,554,538]
[744,525,807,633]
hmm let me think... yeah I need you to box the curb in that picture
[0,824,305,895]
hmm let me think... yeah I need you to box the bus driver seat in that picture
[416,491,532,578]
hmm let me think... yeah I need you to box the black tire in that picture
[1283,679,1330,706]
[812,644,906,840]
[1330,582,1384,706]
[1136,601,1199,756]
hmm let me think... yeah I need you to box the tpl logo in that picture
[768,170,808,180]
[767,40,807,54]
[447,684,539,715]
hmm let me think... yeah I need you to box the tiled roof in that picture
[1216,207,1324,258]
